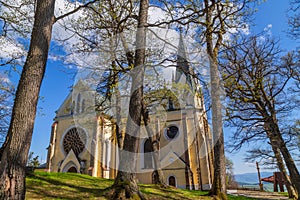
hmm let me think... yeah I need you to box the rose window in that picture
[63,128,87,156]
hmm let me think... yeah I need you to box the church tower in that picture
[136,31,214,190]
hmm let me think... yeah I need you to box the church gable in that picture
[55,80,94,118]
[56,93,73,117]
[160,151,186,170]
[60,149,81,173]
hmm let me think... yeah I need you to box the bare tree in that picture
[0,79,14,145]
[221,35,300,199]
[288,0,300,39]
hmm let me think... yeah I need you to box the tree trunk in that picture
[112,60,124,150]
[112,0,149,198]
[142,107,166,186]
[268,136,298,199]
[265,119,300,199]
[274,134,300,198]
[277,139,300,199]
[0,0,55,199]
[204,0,227,198]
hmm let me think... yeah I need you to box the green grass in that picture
[26,171,257,199]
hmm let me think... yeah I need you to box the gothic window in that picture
[102,139,111,169]
[168,97,174,111]
[144,139,153,169]
[166,126,179,139]
[71,101,75,114]
[81,99,85,113]
[76,94,81,113]
[168,176,176,187]
[63,127,87,156]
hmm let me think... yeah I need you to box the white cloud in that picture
[264,24,272,31]
[0,75,10,84]
[263,24,273,35]
[0,36,26,59]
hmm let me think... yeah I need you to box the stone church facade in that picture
[46,34,214,190]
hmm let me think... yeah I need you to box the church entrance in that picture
[152,171,157,184]
[168,176,176,187]
[67,166,77,173]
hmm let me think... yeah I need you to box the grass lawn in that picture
[26,171,257,199]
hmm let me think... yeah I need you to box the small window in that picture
[166,126,179,139]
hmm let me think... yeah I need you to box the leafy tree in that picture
[27,152,40,168]
[220,35,300,199]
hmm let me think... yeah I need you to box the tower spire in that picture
[174,28,193,88]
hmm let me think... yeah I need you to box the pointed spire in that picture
[174,28,193,88]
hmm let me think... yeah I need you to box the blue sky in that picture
[26,0,298,174]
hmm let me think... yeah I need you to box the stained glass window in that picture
[63,128,87,156]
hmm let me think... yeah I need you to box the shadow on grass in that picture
[140,184,210,200]
[26,173,112,199]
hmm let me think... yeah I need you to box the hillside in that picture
[235,172,273,184]
[26,172,257,200]
[234,172,277,192]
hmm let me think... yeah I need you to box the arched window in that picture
[144,139,153,169]
[81,99,85,113]
[168,176,176,187]
[76,94,81,113]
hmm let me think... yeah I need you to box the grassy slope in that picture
[26,172,257,200]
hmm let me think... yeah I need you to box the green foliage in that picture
[27,152,40,167]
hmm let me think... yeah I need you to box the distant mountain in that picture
[234,172,273,184]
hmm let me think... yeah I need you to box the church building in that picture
[46,33,214,190]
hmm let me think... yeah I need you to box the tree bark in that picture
[0,0,55,199]
[204,0,227,198]
[265,120,300,199]
[142,107,166,186]
[112,0,149,198]
[267,136,298,199]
